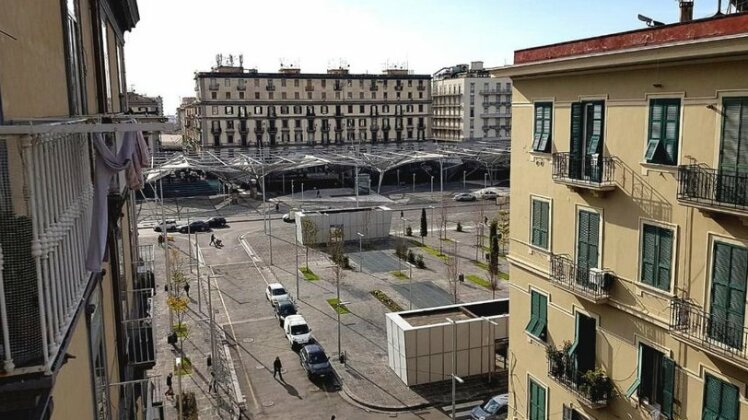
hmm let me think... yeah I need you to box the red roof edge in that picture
[514,12,748,64]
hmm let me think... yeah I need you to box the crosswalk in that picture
[437,399,483,419]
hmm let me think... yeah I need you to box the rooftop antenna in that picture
[637,13,665,26]
[239,54,243,68]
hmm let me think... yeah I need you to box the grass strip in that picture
[370,290,403,312]
[466,274,491,288]
[326,298,350,314]
[472,260,489,270]
[391,271,409,280]
[498,271,509,280]
[300,266,319,281]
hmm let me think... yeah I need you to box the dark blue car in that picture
[299,344,333,380]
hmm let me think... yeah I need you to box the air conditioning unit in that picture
[588,268,612,288]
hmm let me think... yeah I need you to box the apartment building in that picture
[177,96,200,150]
[127,91,163,151]
[432,61,512,143]
[492,8,748,420]
[193,61,431,148]
[1,1,160,419]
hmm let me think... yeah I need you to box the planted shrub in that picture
[416,254,425,269]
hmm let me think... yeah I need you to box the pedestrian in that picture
[207,354,212,370]
[273,356,283,381]
[208,371,216,393]
[331,416,336,420]
[165,373,174,398]
[400,210,404,218]
[275,203,280,212]
[210,233,215,246]
[316,190,320,198]
[183,282,190,298]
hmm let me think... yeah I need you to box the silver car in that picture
[470,394,508,420]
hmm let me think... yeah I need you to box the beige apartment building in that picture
[492,8,748,420]
[177,96,200,150]
[1,1,160,419]
[193,59,431,148]
[432,61,512,143]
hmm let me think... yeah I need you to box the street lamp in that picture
[446,317,464,420]
[429,205,435,236]
[356,232,364,272]
[484,172,488,189]
[412,173,415,193]
[397,169,400,187]
[463,170,466,190]
[430,176,434,200]
[336,299,351,362]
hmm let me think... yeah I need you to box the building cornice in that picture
[195,72,431,80]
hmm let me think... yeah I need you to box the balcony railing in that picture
[547,358,611,409]
[106,376,164,420]
[266,85,276,91]
[670,298,748,367]
[417,85,426,91]
[552,152,616,192]
[208,83,219,91]
[677,164,748,216]
[550,255,613,303]
[236,83,246,91]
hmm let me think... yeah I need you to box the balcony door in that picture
[570,101,605,181]
[576,210,600,287]
[717,98,748,206]
[568,312,596,377]
[709,241,747,349]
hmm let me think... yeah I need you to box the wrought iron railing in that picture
[552,152,616,187]
[550,255,613,301]
[677,164,748,212]
[670,298,748,363]
[547,358,611,408]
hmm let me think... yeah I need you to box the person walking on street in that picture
[183,282,190,298]
[165,373,174,399]
[210,233,215,246]
[273,356,283,381]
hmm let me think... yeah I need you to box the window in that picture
[295,119,301,128]
[254,79,259,87]
[294,79,299,87]
[226,120,234,129]
[470,95,475,105]
[383,105,389,113]
[255,92,260,99]
[626,343,675,418]
[569,101,605,180]
[295,92,300,99]
[640,224,673,291]
[576,209,600,274]
[254,106,262,114]
[525,291,547,340]
[224,78,230,86]
[562,406,588,420]
[224,92,230,99]
[645,99,680,165]
[282,119,288,128]
[239,91,245,99]
[470,109,474,118]
[281,79,286,87]
[408,92,413,99]
[225,106,234,115]
[280,106,289,115]
[282,92,287,100]
[322,92,327,99]
[418,104,423,112]
[321,79,326,88]
[227,134,234,144]
[703,374,740,420]
[269,92,274,100]
[384,92,388,99]
[397,92,401,99]
[293,105,302,114]
[528,379,546,420]
[212,106,218,115]
[408,80,412,87]
[307,92,312,99]
[359,105,365,113]
[532,103,553,152]
[359,119,366,127]
[470,120,474,129]
[348,105,353,113]
[238,106,247,117]
[359,92,364,99]
[321,105,328,114]
[708,241,747,348]
[211,92,217,99]
[335,92,341,100]
[530,199,550,249]
[347,92,353,99]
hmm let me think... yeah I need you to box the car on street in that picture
[453,192,477,202]
[274,298,297,327]
[480,190,498,200]
[153,220,177,232]
[265,283,289,305]
[284,314,312,349]
[470,394,509,420]
[207,216,227,228]
[299,343,334,380]
[177,220,210,233]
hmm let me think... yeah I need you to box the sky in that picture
[124,0,723,115]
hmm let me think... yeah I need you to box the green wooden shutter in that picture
[533,104,544,150]
[570,103,584,179]
[641,225,657,286]
[526,291,539,335]
[709,242,747,348]
[577,210,600,286]
[586,103,604,155]
[703,374,740,420]
[662,101,680,165]
[646,99,681,165]
[626,345,642,398]
[538,294,547,338]
[721,378,740,420]
[529,380,546,420]
[537,383,546,420]
[539,201,549,249]
[531,200,542,247]
[656,228,673,291]
[661,357,675,418]
[720,98,748,174]
[536,104,552,152]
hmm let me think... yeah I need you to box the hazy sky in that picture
[125,0,722,115]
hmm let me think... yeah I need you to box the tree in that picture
[489,234,500,299]
[497,210,510,256]
[328,226,346,268]
[420,208,427,244]
[300,217,319,268]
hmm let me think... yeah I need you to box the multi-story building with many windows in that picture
[1,1,162,419]
[432,61,511,143]
[177,96,200,150]
[193,61,431,148]
[492,8,748,420]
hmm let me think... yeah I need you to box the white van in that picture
[283,314,311,349]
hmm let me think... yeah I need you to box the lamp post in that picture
[463,170,466,190]
[356,232,364,272]
[412,173,415,193]
[301,183,304,210]
[429,205,435,236]
[446,317,464,420]
[430,176,434,200]
[484,172,488,189]
[291,180,295,203]
[481,316,499,384]
[397,169,400,187]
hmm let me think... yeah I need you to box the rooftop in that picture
[395,299,509,328]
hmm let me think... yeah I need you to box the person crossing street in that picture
[273,356,283,381]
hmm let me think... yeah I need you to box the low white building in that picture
[386,299,509,386]
[295,206,392,245]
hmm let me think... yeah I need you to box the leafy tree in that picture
[301,218,319,268]
[420,208,428,244]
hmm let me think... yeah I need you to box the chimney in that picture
[680,0,694,22]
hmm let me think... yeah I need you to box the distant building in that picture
[127,91,163,116]
[177,96,199,150]
[193,59,431,148]
[432,61,511,143]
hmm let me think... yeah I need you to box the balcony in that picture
[236,83,246,91]
[211,126,222,135]
[480,112,512,118]
[266,85,276,91]
[369,85,379,91]
[208,83,219,91]
[124,288,155,368]
[395,84,404,91]
[670,298,748,368]
[305,85,314,92]
[417,85,426,91]
[547,357,612,409]
[549,255,614,304]
[677,164,748,218]
[552,152,616,193]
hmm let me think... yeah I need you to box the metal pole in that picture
[262,169,267,234]
[355,164,359,208]
[430,176,434,200]
[336,269,341,358]
[295,232,300,299]
[448,318,457,420]
[196,231,201,314]
[463,170,466,190]
[412,173,415,193]
[160,178,173,327]
[269,211,273,265]
[187,214,193,272]
[301,183,304,210]
[208,275,216,362]
[409,263,413,310]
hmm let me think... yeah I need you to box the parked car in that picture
[265,283,289,306]
[453,192,477,202]
[282,210,297,224]
[284,314,312,349]
[207,216,227,228]
[470,394,509,420]
[274,298,297,327]
[480,190,498,200]
[299,343,333,380]
[153,220,177,232]
[177,220,210,233]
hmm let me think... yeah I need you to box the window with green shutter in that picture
[531,199,550,249]
[525,291,547,340]
[528,379,546,420]
[708,241,747,349]
[640,224,674,291]
[532,103,553,152]
[717,98,748,206]
[703,374,740,420]
[625,343,676,418]
[645,99,681,165]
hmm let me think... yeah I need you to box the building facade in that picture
[127,91,164,152]
[193,62,431,148]
[493,10,748,420]
[432,61,512,143]
[1,1,160,419]
[176,96,200,150]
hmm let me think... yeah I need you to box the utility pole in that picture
[195,231,202,314]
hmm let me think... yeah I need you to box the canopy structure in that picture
[145,140,510,193]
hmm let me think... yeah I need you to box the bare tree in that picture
[300,217,319,268]
[328,226,346,268]
[497,210,510,256]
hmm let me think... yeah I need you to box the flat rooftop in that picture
[301,206,391,215]
[398,299,509,328]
